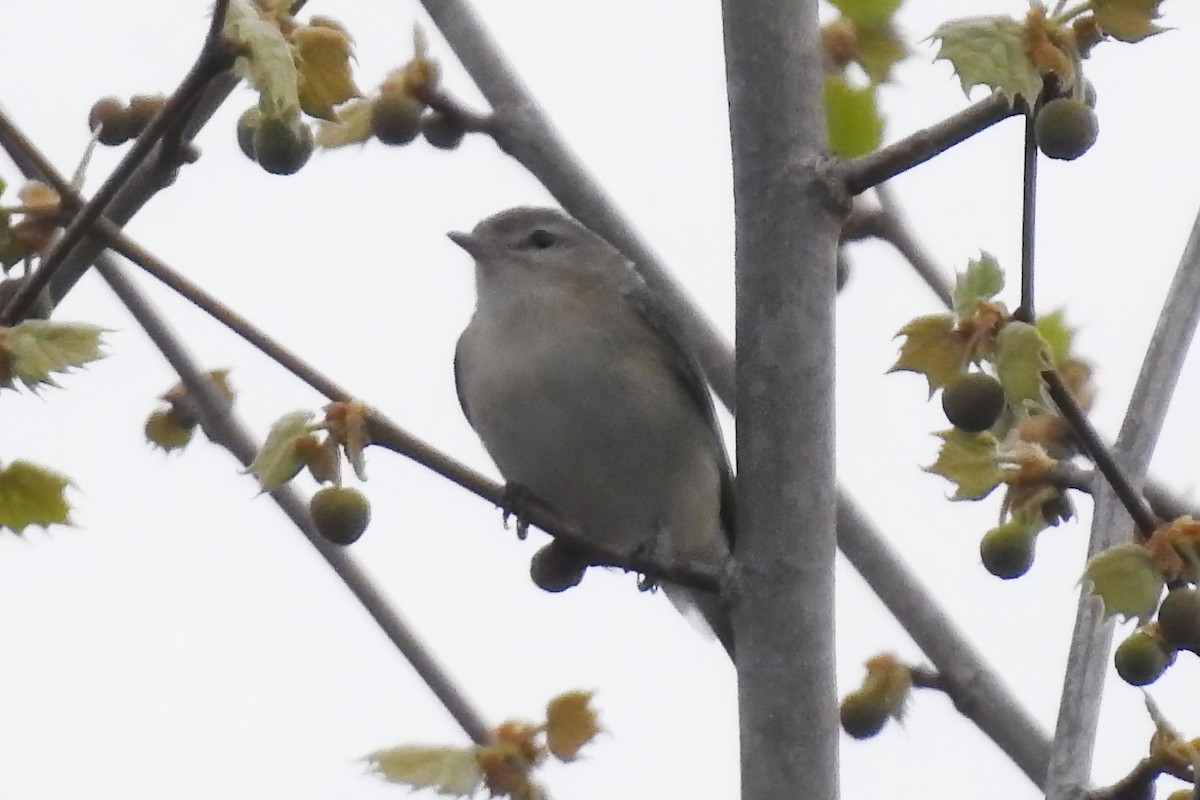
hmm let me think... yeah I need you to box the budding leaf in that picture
[891,313,968,392]
[1,320,107,390]
[366,744,482,794]
[855,22,908,83]
[953,252,1004,317]
[247,410,315,489]
[224,1,302,122]
[994,321,1052,408]
[293,24,361,121]
[930,15,1044,103]
[1092,0,1167,42]
[1082,543,1165,622]
[829,0,903,26]
[824,75,883,158]
[314,97,373,148]
[1035,310,1075,365]
[0,460,72,533]
[545,691,601,762]
[926,428,1004,500]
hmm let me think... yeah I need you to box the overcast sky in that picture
[2,1,1200,798]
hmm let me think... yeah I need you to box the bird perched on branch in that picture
[451,207,735,655]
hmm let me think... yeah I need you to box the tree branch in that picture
[841,92,1019,196]
[1045,199,1200,800]
[0,3,235,324]
[94,251,494,746]
[1016,112,1038,323]
[837,496,1052,786]
[723,1,840,798]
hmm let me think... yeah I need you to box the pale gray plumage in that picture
[450,207,735,655]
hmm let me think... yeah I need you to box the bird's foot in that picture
[499,482,544,540]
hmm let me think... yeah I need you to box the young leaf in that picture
[247,410,315,489]
[855,22,909,83]
[324,400,370,482]
[1082,543,1165,622]
[828,0,903,27]
[824,75,883,158]
[1,320,106,390]
[890,313,968,392]
[0,460,72,533]
[1034,310,1075,365]
[925,428,1004,500]
[314,97,373,148]
[994,321,1051,407]
[953,252,1004,317]
[293,24,361,121]
[224,1,302,123]
[930,15,1044,103]
[545,691,600,762]
[366,744,482,795]
[1092,0,1167,42]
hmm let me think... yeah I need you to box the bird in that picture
[450,206,735,656]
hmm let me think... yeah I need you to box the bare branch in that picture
[837,496,1052,786]
[418,0,1058,786]
[1045,200,1200,800]
[95,251,494,746]
[0,7,235,324]
[841,92,1019,195]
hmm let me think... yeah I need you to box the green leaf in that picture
[930,15,1044,103]
[1035,310,1075,365]
[0,460,72,533]
[993,321,1051,407]
[366,744,482,794]
[824,75,883,159]
[247,411,315,490]
[1092,0,1167,42]
[953,252,1004,317]
[1,320,107,390]
[856,22,909,83]
[293,24,361,121]
[314,97,374,148]
[1082,543,1165,622]
[223,2,302,123]
[829,0,903,27]
[925,428,1004,500]
[890,313,967,392]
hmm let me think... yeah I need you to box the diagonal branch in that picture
[94,251,495,747]
[1044,200,1200,800]
[842,91,1020,195]
[0,104,497,748]
[0,0,236,324]
[413,0,1057,786]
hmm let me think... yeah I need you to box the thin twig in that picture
[837,496,1052,785]
[1045,196,1200,800]
[0,4,235,324]
[414,86,496,135]
[94,251,495,747]
[841,92,1020,195]
[1042,370,1159,537]
[2,98,725,598]
[1084,759,1160,800]
[0,89,499,747]
[1016,112,1037,323]
[858,186,954,307]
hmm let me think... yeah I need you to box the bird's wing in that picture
[622,279,737,546]
[453,336,474,426]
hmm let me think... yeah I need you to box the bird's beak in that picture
[447,231,487,260]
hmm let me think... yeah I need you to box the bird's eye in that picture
[523,228,557,250]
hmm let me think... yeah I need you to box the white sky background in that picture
[2,0,1200,798]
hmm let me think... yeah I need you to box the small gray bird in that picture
[450,207,735,655]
